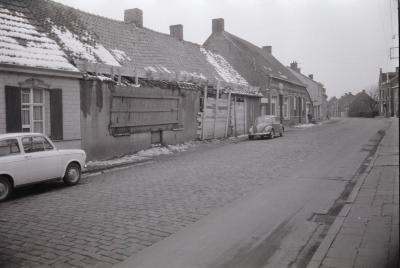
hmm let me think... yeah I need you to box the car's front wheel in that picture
[63,163,81,186]
[270,130,275,139]
[0,176,12,202]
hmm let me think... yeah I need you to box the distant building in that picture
[328,97,340,117]
[378,68,399,117]
[288,63,328,121]
[338,93,356,117]
[348,90,378,118]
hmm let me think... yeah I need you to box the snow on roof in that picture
[201,47,249,86]
[49,21,121,67]
[111,49,131,65]
[0,3,78,72]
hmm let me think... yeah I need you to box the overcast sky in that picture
[54,0,398,98]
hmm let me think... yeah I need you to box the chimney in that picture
[124,8,143,28]
[308,74,314,80]
[169,24,183,41]
[290,61,300,73]
[262,46,272,54]
[212,18,224,34]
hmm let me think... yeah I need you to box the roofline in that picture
[287,67,325,88]
[0,64,82,79]
[269,75,306,88]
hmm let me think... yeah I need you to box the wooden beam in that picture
[201,85,208,140]
[225,91,232,138]
[213,81,220,139]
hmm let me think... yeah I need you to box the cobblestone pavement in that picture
[308,118,399,268]
[0,118,390,268]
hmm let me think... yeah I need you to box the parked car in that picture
[0,133,86,201]
[248,115,284,140]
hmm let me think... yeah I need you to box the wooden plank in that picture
[225,92,231,138]
[213,82,220,139]
[201,85,208,140]
[110,120,179,128]
[111,108,179,113]
[113,94,179,100]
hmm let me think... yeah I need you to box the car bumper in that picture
[248,131,272,137]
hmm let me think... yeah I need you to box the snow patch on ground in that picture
[86,141,199,170]
[294,123,321,128]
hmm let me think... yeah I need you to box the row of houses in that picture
[0,0,329,160]
[378,67,399,117]
[328,91,377,118]
[328,67,399,119]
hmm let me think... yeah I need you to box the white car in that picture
[0,133,86,201]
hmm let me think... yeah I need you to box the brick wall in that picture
[0,72,81,149]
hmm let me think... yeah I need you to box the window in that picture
[22,136,53,154]
[0,139,20,157]
[283,97,289,118]
[271,96,278,116]
[21,89,45,133]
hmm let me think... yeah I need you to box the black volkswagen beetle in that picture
[248,115,284,140]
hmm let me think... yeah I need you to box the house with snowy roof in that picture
[0,0,82,149]
[203,19,312,126]
[288,62,328,121]
[0,0,261,160]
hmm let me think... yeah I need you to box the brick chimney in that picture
[290,61,300,73]
[170,24,183,41]
[124,8,143,28]
[262,46,272,54]
[212,18,224,34]
[308,74,314,80]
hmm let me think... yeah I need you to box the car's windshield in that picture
[256,117,273,125]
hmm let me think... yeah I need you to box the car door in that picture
[0,138,27,186]
[271,117,279,134]
[21,135,61,184]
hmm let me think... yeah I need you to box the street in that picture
[0,118,393,268]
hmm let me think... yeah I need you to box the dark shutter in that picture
[5,86,22,133]
[50,89,63,140]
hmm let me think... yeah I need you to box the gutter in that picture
[0,63,83,79]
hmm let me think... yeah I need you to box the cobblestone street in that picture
[0,118,392,268]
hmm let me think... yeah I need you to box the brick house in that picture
[8,0,260,160]
[203,18,311,126]
[0,0,82,149]
[288,62,328,121]
[378,67,399,117]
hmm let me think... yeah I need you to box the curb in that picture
[82,158,154,178]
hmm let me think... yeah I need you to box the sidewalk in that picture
[308,118,399,268]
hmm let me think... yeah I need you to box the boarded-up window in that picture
[110,88,181,136]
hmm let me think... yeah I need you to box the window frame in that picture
[0,139,21,157]
[21,88,45,133]
[21,135,54,154]
[283,97,289,119]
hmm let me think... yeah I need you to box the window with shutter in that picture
[50,89,63,140]
[5,86,22,133]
